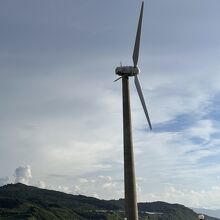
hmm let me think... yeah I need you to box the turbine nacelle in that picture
[115,66,140,77]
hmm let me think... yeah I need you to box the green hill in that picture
[0,183,218,220]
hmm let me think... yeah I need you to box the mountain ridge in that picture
[0,183,219,220]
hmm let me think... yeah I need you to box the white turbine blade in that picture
[132,1,144,67]
[134,75,152,130]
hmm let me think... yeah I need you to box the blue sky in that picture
[1,0,220,209]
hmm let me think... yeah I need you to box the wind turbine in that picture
[115,1,152,220]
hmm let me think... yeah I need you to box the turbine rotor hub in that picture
[115,66,139,77]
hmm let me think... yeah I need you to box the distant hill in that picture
[0,183,219,220]
[193,208,220,219]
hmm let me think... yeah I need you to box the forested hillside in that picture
[0,183,218,220]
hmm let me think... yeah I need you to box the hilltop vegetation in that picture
[0,183,218,220]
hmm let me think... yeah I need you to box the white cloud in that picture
[0,177,10,186]
[142,185,220,210]
[103,182,116,189]
[93,193,100,199]
[35,180,46,189]
[79,178,89,183]
[99,175,112,182]
[186,120,218,142]
[14,165,32,185]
